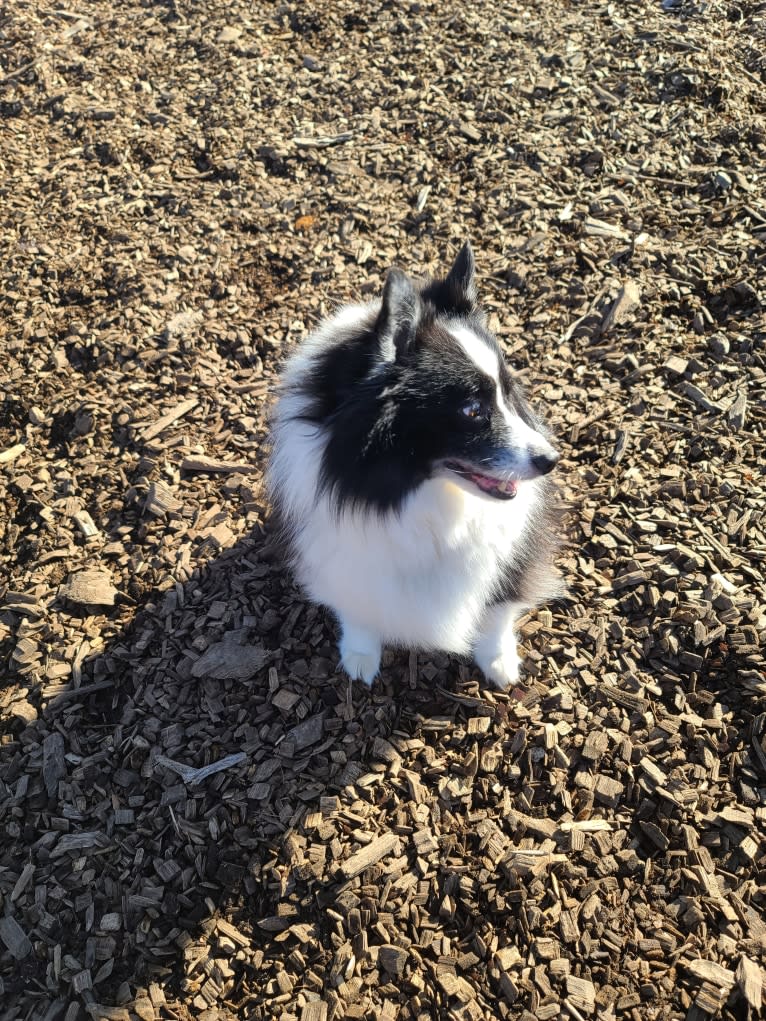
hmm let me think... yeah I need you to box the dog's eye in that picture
[460,399,486,421]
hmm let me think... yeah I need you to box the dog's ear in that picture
[376,268,421,361]
[443,241,477,311]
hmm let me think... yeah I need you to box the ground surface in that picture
[1,1,765,1019]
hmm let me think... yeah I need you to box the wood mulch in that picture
[1,1,765,1019]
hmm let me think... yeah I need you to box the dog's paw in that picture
[481,651,521,691]
[339,623,382,685]
[474,601,526,693]
[340,647,381,685]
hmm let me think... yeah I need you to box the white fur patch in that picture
[283,473,540,657]
[450,324,501,382]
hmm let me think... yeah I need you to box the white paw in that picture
[340,647,381,685]
[473,601,525,692]
[338,622,382,685]
[481,651,521,691]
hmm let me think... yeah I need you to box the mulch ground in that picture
[1,1,765,1019]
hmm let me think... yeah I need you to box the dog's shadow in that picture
[5,508,761,1015]
[2,519,507,1013]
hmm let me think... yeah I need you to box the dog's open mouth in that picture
[444,461,518,500]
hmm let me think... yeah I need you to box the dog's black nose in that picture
[531,450,560,475]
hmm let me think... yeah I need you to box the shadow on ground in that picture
[2,498,763,1020]
[0,521,484,1018]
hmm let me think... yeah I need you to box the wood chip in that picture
[664,354,688,375]
[286,713,325,751]
[728,389,747,430]
[593,774,624,808]
[566,975,595,1013]
[378,944,409,977]
[42,732,66,797]
[339,833,400,879]
[678,381,724,414]
[300,1005,328,1021]
[736,955,763,1010]
[10,862,35,903]
[144,481,182,517]
[0,916,32,959]
[602,280,641,331]
[181,454,258,474]
[0,443,26,464]
[59,569,118,607]
[583,216,629,240]
[685,958,736,989]
[139,398,199,442]
[155,751,246,785]
[293,132,353,148]
[190,638,269,680]
[72,510,100,538]
[458,120,482,143]
[558,820,613,833]
[132,998,155,1021]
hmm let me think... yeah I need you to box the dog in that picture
[267,242,562,689]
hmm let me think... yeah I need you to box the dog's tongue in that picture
[444,461,519,500]
[469,472,518,500]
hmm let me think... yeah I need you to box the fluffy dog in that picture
[267,243,561,688]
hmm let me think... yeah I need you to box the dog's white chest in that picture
[294,478,535,654]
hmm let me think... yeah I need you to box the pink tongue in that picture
[471,473,516,497]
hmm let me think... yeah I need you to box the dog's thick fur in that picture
[267,243,562,688]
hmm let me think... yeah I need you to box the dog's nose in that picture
[530,449,560,475]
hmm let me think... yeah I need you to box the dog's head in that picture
[319,243,559,512]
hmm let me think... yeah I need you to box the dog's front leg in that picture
[338,620,382,685]
[473,601,527,690]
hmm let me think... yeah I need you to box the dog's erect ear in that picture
[421,241,477,315]
[376,268,421,361]
[443,241,477,311]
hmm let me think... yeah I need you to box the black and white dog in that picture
[267,243,561,689]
